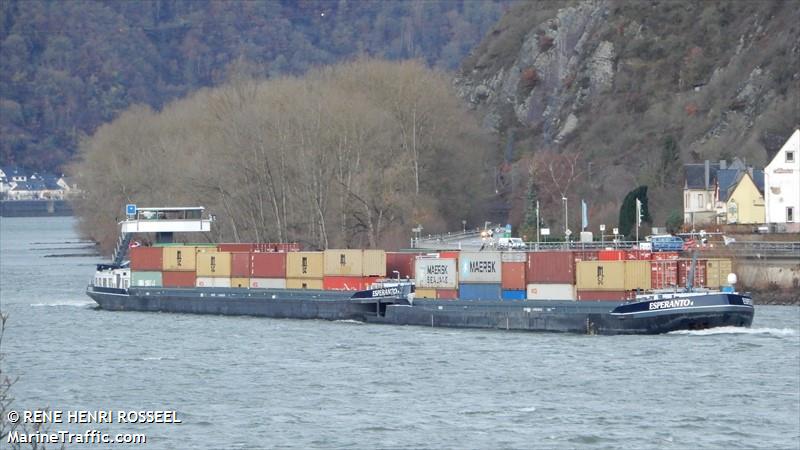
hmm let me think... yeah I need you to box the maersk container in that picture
[231,277,250,288]
[576,261,625,291]
[526,284,575,300]
[249,278,286,289]
[130,247,163,271]
[286,252,324,279]
[131,271,162,287]
[415,257,457,288]
[162,246,197,271]
[230,252,251,277]
[624,260,652,291]
[286,278,323,290]
[501,262,526,290]
[196,252,232,277]
[501,289,526,300]
[362,250,387,277]
[706,258,733,288]
[527,251,574,284]
[458,251,501,283]
[250,252,286,278]
[162,271,195,288]
[196,277,231,288]
[458,283,501,300]
[386,252,420,279]
[323,249,363,276]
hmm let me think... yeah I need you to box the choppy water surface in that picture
[1,217,798,449]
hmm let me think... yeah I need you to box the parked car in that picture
[497,237,526,250]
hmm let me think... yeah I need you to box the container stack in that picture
[286,252,324,289]
[322,249,386,291]
[500,252,526,300]
[457,251,502,300]
[196,249,231,287]
[526,251,576,300]
[162,246,197,287]
[414,255,458,299]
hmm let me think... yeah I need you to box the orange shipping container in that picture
[599,250,626,261]
[250,252,286,278]
[526,251,574,284]
[162,271,196,288]
[130,247,163,271]
[217,243,254,252]
[501,262,526,290]
[230,252,251,277]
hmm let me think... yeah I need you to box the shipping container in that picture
[196,277,231,288]
[217,243,255,252]
[162,271,195,288]
[576,290,634,301]
[363,250,387,277]
[250,252,286,278]
[415,257,458,288]
[526,251,574,284]
[322,276,380,291]
[526,283,576,300]
[678,259,707,287]
[415,288,437,299]
[436,289,459,299]
[501,262,526,290]
[626,250,652,260]
[501,289,526,300]
[217,243,301,253]
[599,250,626,261]
[286,252,324,279]
[458,283,501,300]
[323,249,363,276]
[500,251,527,262]
[653,251,680,261]
[230,252,251,277]
[286,278,323,290]
[249,278,286,289]
[162,246,197,271]
[576,261,625,291]
[706,258,733,288]
[131,271,162,287]
[386,252,420,279]
[650,261,679,289]
[440,250,460,259]
[130,247,163,271]
[196,251,232,277]
[624,260,652,291]
[458,251,502,283]
[572,250,599,262]
[230,277,250,288]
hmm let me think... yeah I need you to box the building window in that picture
[787,151,795,163]
[697,193,704,209]
[788,207,795,222]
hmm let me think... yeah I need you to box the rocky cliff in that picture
[455,0,799,229]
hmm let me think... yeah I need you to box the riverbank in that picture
[753,289,800,305]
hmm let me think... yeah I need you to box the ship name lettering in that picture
[648,299,694,310]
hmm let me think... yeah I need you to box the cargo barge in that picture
[86,206,754,335]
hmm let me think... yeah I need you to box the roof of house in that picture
[0,165,26,178]
[684,163,720,189]
[717,169,739,202]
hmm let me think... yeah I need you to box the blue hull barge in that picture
[86,285,753,335]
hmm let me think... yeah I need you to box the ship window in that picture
[787,151,795,163]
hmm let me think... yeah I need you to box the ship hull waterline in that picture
[86,286,754,335]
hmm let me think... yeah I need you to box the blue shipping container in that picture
[459,283,502,300]
[501,289,526,300]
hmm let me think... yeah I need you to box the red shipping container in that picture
[572,250,599,262]
[526,251,574,284]
[250,252,287,278]
[231,252,251,277]
[599,250,625,261]
[501,262,526,290]
[653,251,680,260]
[650,261,678,289]
[162,271,196,288]
[386,252,419,279]
[322,276,380,291]
[436,289,458,299]
[677,260,707,287]
[440,250,460,259]
[217,243,254,252]
[130,247,163,271]
[576,290,635,301]
[626,250,652,260]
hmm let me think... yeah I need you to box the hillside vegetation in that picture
[456,0,799,232]
[70,60,492,253]
[0,0,507,172]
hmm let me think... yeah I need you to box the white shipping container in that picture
[415,258,458,288]
[526,283,576,300]
[196,277,232,288]
[501,251,527,262]
[458,251,502,283]
[249,278,287,289]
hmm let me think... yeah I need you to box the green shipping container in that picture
[131,271,162,287]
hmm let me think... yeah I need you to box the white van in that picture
[497,237,526,250]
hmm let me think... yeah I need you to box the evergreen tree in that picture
[520,162,540,241]
[618,186,652,239]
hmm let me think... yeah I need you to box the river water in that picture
[1,217,798,449]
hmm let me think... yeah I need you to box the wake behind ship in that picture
[86,206,754,335]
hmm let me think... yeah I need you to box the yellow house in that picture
[725,171,765,224]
